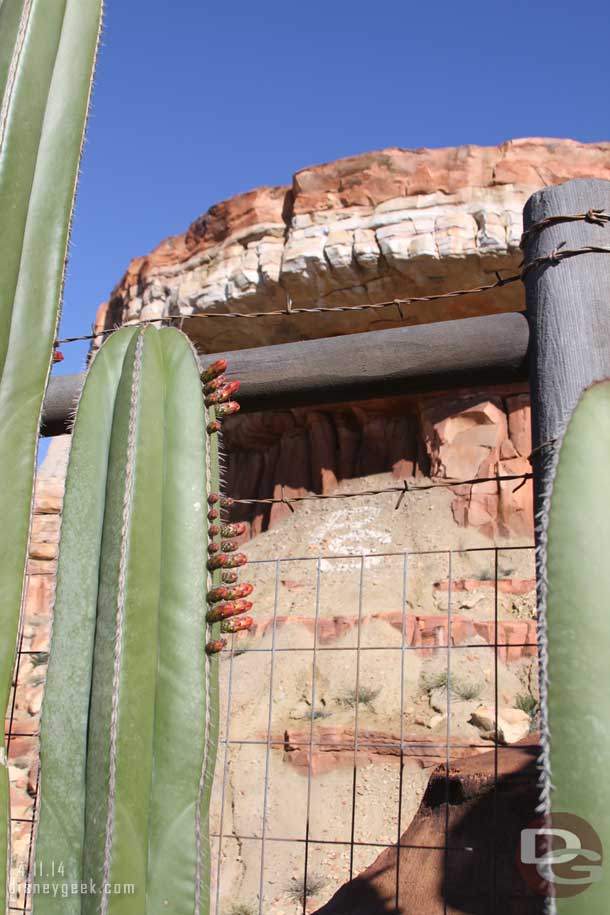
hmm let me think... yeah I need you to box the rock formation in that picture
[95,138,610,354]
[313,738,543,914]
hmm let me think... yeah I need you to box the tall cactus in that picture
[35,326,252,913]
[0,0,102,907]
[540,379,610,911]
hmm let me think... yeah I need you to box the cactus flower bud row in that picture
[206,599,253,623]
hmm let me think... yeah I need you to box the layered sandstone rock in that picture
[224,384,534,540]
[95,138,610,353]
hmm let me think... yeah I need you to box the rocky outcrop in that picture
[225,384,533,540]
[95,138,610,353]
[8,440,67,909]
[314,738,543,914]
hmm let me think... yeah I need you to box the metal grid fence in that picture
[208,544,537,914]
[7,543,538,914]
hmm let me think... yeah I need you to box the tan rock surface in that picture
[95,138,610,353]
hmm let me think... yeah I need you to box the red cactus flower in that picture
[208,493,221,505]
[215,401,240,418]
[208,542,221,555]
[201,359,228,384]
[220,522,246,538]
[206,420,222,435]
[52,349,64,364]
[208,508,220,522]
[204,381,241,407]
[207,552,248,571]
[203,374,227,394]
[207,583,254,604]
[207,599,253,623]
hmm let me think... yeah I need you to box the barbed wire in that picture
[54,273,520,346]
[53,213,610,348]
[520,208,610,247]
[228,472,533,513]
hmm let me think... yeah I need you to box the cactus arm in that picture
[35,327,140,914]
[36,328,235,914]
[0,2,102,908]
[544,379,610,911]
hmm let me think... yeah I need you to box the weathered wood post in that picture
[523,177,610,516]
[523,177,610,913]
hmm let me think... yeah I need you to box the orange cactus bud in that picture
[201,359,228,384]
[205,638,227,655]
[207,583,254,604]
[207,552,248,571]
[215,401,240,418]
[203,374,227,394]
[204,381,241,407]
[206,599,253,623]
[221,617,253,634]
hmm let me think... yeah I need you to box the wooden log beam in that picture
[41,312,530,436]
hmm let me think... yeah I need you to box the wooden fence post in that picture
[523,177,610,516]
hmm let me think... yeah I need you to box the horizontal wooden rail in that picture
[41,312,530,436]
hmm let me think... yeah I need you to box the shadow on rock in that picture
[314,737,545,914]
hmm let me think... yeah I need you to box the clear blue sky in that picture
[57,0,610,377]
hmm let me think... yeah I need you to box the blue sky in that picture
[57,0,610,377]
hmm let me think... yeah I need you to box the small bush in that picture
[422,671,482,701]
[516,692,539,718]
[286,874,326,904]
[452,678,483,701]
[338,686,380,709]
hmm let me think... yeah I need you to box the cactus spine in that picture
[35,326,252,913]
[541,380,610,911]
[0,0,102,908]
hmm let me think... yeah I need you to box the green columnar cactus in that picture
[0,0,102,906]
[541,380,610,912]
[35,326,252,914]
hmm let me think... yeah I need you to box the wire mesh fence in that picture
[7,544,538,914]
[208,545,537,914]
